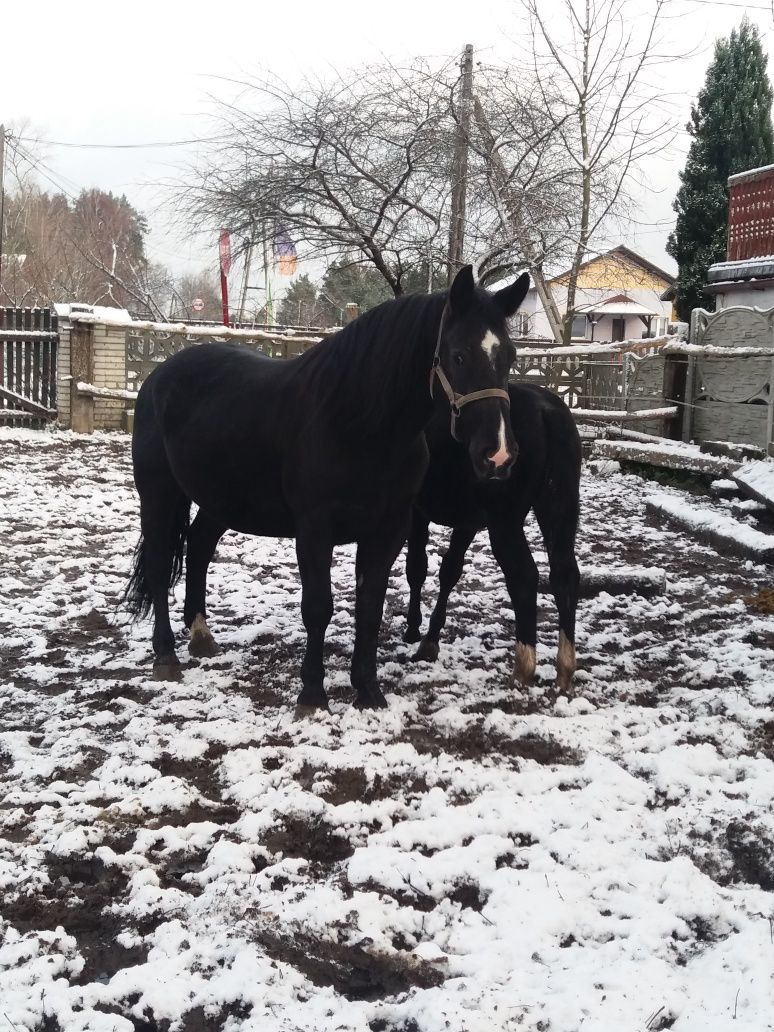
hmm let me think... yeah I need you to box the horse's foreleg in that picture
[351,516,410,709]
[295,529,334,710]
[184,512,225,658]
[404,511,430,644]
[487,512,538,688]
[414,523,477,662]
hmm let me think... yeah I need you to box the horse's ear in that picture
[494,272,530,318]
[449,265,475,316]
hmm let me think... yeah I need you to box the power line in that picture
[676,0,773,10]
[14,134,224,151]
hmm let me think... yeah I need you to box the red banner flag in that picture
[219,230,232,276]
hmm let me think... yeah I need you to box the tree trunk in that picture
[473,98,564,342]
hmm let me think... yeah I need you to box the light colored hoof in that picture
[188,614,221,658]
[511,642,536,687]
[556,631,576,693]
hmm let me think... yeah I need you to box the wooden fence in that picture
[0,308,58,426]
[510,337,667,411]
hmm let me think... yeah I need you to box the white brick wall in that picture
[57,319,128,430]
[56,322,71,426]
[93,324,128,430]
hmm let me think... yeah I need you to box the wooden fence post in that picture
[70,321,94,434]
[345,303,359,323]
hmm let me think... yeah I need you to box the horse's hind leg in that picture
[295,525,335,710]
[550,552,579,693]
[487,508,538,688]
[138,487,190,680]
[536,505,580,693]
[534,457,581,694]
[414,524,477,662]
[404,511,430,644]
[184,511,225,658]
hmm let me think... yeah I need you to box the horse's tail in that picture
[123,507,190,621]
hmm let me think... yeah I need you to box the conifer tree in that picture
[668,18,774,319]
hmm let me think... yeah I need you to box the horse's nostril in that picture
[487,446,512,469]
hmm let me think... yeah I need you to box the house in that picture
[505,245,675,342]
[706,163,774,309]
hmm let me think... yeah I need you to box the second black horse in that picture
[404,381,582,692]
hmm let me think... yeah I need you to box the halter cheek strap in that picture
[430,304,511,442]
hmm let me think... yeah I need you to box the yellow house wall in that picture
[552,255,670,292]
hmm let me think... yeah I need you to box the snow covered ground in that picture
[1,427,773,1032]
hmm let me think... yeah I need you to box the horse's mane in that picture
[294,290,447,432]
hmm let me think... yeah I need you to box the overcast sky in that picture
[5,0,774,290]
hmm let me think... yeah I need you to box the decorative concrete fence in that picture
[620,306,774,454]
[55,305,328,433]
[54,304,675,434]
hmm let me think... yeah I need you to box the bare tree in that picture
[182,61,456,296]
[171,271,222,322]
[471,0,673,342]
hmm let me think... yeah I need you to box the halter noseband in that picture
[430,304,511,442]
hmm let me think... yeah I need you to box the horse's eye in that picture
[453,352,465,367]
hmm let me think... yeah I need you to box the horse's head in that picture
[433,265,530,481]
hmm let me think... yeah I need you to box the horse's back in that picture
[132,343,298,534]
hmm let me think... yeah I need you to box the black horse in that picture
[404,381,581,692]
[124,266,530,710]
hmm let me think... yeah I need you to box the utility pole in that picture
[447,45,473,283]
[0,125,6,300]
[239,224,255,321]
[261,224,272,326]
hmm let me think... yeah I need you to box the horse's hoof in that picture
[188,615,221,658]
[295,702,331,718]
[354,685,389,710]
[296,686,329,710]
[556,633,576,694]
[403,627,422,644]
[555,671,575,696]
[153,655,183,682]
[412,638,440,663]
[511,642,536,687]
[189,634,220,659]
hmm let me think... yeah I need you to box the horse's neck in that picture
[363,314,440,440]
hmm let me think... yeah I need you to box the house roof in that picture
[576,294,660,318]
[485,245,675,294]
[728,163,774,188]
[548,245,675,287]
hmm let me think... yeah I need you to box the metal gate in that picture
[0,307,58,426]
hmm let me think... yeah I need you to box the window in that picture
[517,312,531,336]
[570,314,587,339]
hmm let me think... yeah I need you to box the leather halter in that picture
[430,304,511,441]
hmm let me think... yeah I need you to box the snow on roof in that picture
[54,303,132,323]
[576,297,660,317]
[728,162,774,187]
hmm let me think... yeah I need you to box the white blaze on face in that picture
[489,414,511,468]
[480,330,499,365]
